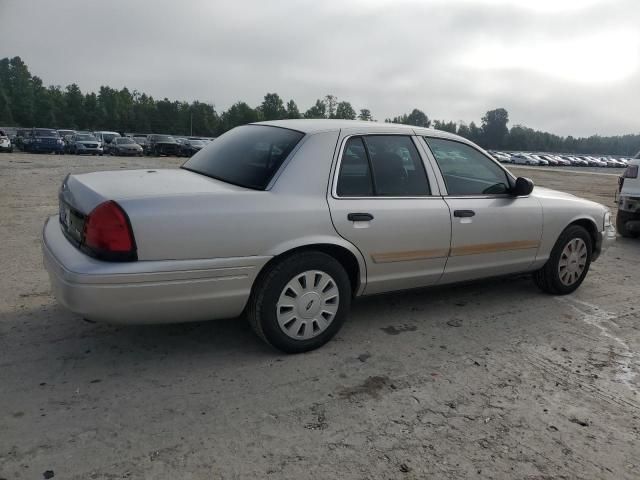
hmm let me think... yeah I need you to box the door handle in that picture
[348,212,374,222]
[453,210,475,218]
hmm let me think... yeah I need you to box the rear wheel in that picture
[616,210,639,238]
[247,251,351,353]
[534,225,592,295]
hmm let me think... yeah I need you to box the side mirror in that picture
[511,177,534,196]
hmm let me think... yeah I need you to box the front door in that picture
[328,134,452,294]
[421,136,543,284]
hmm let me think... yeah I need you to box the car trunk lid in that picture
[58,168,250,258]
[60,168,247,214]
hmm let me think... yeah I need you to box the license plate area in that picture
[59,200,85,245]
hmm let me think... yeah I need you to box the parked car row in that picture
[134,134,211,157]
[5,128,630,167]
[6,128,213,158]
[488,150,631,168]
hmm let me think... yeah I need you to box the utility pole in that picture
[190,112,193,136]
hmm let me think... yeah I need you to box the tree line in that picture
[1,56,638,155]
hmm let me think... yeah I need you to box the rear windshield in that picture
[76,134,96,141]
[182,125,304,190]
[102,133,119,143]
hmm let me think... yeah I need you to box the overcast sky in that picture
[1,0,639,136]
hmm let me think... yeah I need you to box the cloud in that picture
[0,0,638,136]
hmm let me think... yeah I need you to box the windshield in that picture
[102,133,119,143]
[183,125,304,190]
[154,135,175,142]
[190,140,204,146]
[76,134,96,141]
[116,137,135,144]
[34,129,58,137]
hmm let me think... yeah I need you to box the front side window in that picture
[425,137,510,195]
[183,125,304,190]
[336,135,430,197]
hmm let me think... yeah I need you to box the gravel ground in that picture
[1,152,639,480]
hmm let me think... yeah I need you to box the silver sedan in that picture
[43,120,616,352]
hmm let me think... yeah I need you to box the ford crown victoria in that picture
[43,120,616,352]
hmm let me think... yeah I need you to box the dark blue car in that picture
[23,128,65,154]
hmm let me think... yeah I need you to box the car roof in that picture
[253,119,465,141]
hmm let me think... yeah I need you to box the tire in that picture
[616,210,639,238]
[247,251,352,353]
[534,225,593,295]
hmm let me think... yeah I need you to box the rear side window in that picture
[425,137,510,195]
[183,125,304,190]
[336,135,430,197]
[336,137,373,196]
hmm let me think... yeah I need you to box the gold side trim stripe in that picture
[371,240,540,263]
[450,240,540,257]
[371,249,450,264]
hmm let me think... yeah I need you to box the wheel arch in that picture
[257,240,366,297]
[567,217,600,259]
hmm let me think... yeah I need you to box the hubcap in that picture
[558,238,588,286]
[276,270,339,340]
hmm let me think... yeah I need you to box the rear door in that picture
[328,133,452,294]
[421,136,543,284]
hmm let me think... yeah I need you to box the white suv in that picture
[617,156,640,237]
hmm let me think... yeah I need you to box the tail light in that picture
[82,201,137,261]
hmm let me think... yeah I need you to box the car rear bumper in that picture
[42,216,270,324]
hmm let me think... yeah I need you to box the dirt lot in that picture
[1,153,639,479]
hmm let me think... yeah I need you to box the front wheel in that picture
[247,252,352,353]
[534,225,592,295]
[616,210,639,238]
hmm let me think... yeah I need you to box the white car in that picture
[528,154,549,166]
[43,120,616,352]
[511,153,538,165]
[490,151,512,163]
[550,155,571,166]
[617,158,640,237]
[93,131,121,149]
[0,129,12,153]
